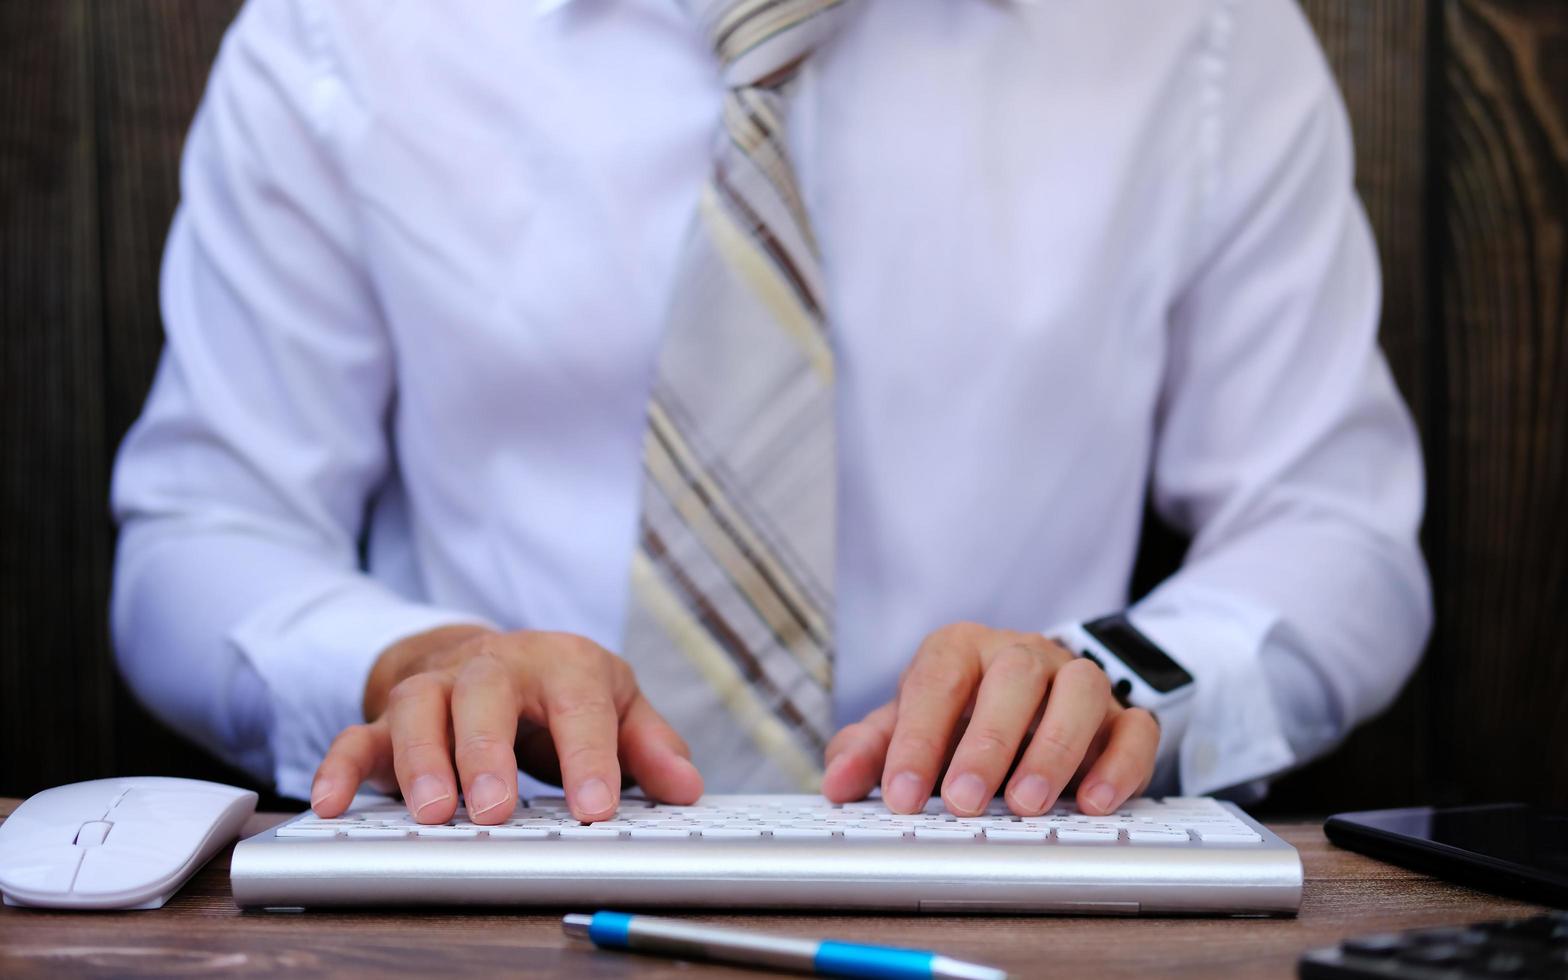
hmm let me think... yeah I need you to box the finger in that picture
[618,693,704,804]
[822,701,897,803]
[941,643,1051,815]
[386,673,460,824]
[1075,707,1160,815]
[450,652,521,824]
[881,629,983,813]
[526,643,626,822]
[1005,657,1111,815]
[311,722,393,816]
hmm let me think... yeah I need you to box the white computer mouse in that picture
[0,776,257,909]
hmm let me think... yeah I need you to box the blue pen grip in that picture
[815,941,937,979]
[587,911,634,948]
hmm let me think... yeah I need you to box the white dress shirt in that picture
[111,0,1432,803]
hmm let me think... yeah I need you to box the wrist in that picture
[363,623,495,721]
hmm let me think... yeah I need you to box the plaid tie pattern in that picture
[621,0,849,791]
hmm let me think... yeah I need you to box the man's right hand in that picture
[308,626,704,825]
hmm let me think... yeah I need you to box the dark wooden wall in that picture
[2,1,1564,810]
[1,0,251,799]
[1267,0,1568,814]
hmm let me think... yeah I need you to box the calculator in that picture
[1299,912,1568,978]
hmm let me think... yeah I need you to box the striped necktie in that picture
[622,0,849,791]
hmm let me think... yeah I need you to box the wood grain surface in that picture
[0,0,252,800]
[89,0,254,791]
[0,801,1553,980]
[1266,0,1440,815]
[1432,0,1568,810]
[0,0,115,800]
[1,1,1565,813]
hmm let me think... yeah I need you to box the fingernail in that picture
[947,772,988,814]
[309,778,341,812]
[886,771,926,813]
[409,775,452,820]
[823,754,852,783]
[467,773,513,818]
[574,778,614,817]
[1011,774,1051,813]
[1083,781,1117,813]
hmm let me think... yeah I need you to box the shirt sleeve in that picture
[1132,0,1432,797]
[110,0,488,801]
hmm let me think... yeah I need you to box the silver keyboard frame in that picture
[230,797,1302,915]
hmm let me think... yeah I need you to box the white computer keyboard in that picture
[273,794,1265,844]
[234,794,1300,912]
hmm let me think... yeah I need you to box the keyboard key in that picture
[1398,943,1479,966]
[1190,827,1262,844]
[1409,927,1488,947]
[912,826,978,840]
[1125,827,1191,843]
[831,826,900,839]
[698,827,765,839]
[275,825,339,838]
[558,825,625,839]
[415,825,483,838]
[342,827,412,839]
[454,808,518,822]
[626,827,696,839]
[983,827,1050,841]
[1478,952,1533,976]
[486,826,554,839]
[1341,933,1409,957]
[1480,916,1562,940]
[1055,827,1121,843]
[767,826,837,840]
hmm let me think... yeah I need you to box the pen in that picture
[563,911,1008,980]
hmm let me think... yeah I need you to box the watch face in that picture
[1084,614,1195,694]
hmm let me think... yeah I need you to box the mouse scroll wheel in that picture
[73,821,113,848]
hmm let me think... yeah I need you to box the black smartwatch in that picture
[1046,612,1195,722]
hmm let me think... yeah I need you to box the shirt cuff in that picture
[227,574,493,801]
[1127,585,1296,797]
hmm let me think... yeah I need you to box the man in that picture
[111,0,1432,826]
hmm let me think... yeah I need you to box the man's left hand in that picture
[821,623,1159,816]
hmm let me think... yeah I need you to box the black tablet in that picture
[1324,803,1568,906]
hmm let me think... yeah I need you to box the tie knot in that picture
[695,0,850,88]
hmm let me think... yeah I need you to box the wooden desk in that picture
[0,800,1549,978]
